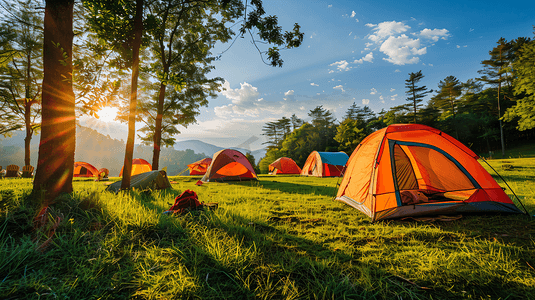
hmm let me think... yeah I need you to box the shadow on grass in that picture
[225,179,340,198]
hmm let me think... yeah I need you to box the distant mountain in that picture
[173,139,266,162]
[1,126,205,176]
[0,127,266,176]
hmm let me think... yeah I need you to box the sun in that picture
[96,106,119,123]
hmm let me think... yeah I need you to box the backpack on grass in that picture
[163,189,218,215]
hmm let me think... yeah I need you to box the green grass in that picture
[1,160,534,299]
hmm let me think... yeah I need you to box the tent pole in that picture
[480,157,530,215]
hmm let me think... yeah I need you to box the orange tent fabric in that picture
[120,158,152,177]
[201,149,257,182]
[300,151,349,177]
[74,162,100,177]
[188,158,213,175]
[336,124,524,222]
[269,157,301,175]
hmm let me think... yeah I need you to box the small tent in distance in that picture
[201,149,258,182]
[188,158,212,175]
[300,151,349,177]
[74,162,100,177]
[269,157,301,175]
[119,158,152,177]
[336,124,524,222]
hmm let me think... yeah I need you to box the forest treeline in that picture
[258,34,535,173]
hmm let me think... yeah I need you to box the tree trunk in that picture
[24,52,32,167]
[120,0,144,190]
[33,0,75,200]
[152,82,166,170]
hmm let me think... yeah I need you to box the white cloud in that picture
[355,19,359,23]
[469,28,474,32]
[310,32,317,39]
[333,85,345,93]
[394,69,401,73]
[283,90,295,101]
[419,28,450,42]
[379,34,426,65]
[311,83,319,86]
[328,4,332,8]
[362,99,370,105]
[390,88,396,92]
[365,20,449,66]
[391,94,398,101]
[353,52,374,64]
[221,81,259,106]
[370,88,377,95]
[367,21,410,43]
[329,60,351,72]
[351,11,356,18]
[379,95,385,103]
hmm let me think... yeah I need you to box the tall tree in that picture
[308,105,338,151]
[33,0,76,200]
[477,38,510,156]
[120,0,144,190]
[290,113,303,131]
[430,76,462,138]
[0,0,43,166]
[405,70,431,123]
[503,32,535,131]
[143,0,303,170]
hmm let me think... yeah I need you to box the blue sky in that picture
[86,1,535,151]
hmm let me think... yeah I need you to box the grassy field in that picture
[1,158,534,299]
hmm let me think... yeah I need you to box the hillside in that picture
[173,139,266,161]
[0,126,210,176]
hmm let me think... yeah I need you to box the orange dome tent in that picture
[269,157,301,175]
[120,158,152,177]
[300,151,349,177]
[336,124,524,222]
[187,158,212,175]
[74,162,100,177]
[201,149,257,182]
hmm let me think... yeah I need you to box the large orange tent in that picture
[187,158,212,175]
[119,158,152,177]
[201,149,257,182]
[300,151,349,177]
[74,162,100,177]
[269,157,301,175]
[336,124,524,222]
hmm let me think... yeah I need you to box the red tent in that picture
[201,149,257,182]
[120,158,152,177]
[269,157,301,175]
[336,124,524,221]
[187,158,212,175]
[74,162,100,177]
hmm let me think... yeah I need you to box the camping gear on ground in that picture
[106,170,171,193]
[74,162,100,177]
[5,165,20,178]
[163,189,218,215]
[201,149,258,182]
[335,124,524,222]
[119,158,152,177]
[269,157,302,175]
[187,158,212,175]
[300,151,349,177]
[21,165,34,178]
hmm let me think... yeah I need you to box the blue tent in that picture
[301,151,349,177]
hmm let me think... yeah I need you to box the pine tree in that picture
[431,76,462,138]
[405,70,431,123]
